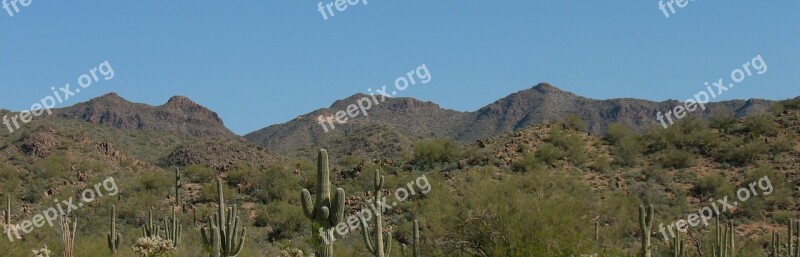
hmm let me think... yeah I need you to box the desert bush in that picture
[413,138,461,166]
[590,155,611,173]
[604,123,633,145]
[226,161,253,187]
[185,164,215,183]
[691,174,733,199]
[535,143,564,166]
[563,114,587,132]
[512,152,544,173]
[547,129,586,163]
[717,140,769,167]
[709,109,737,134]
[656,147,695,169]
[612,135,645,167]
[742,114,780,137]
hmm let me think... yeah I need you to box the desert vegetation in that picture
[0,97,798,256]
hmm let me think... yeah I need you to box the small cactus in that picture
[142,209,160,238]
[359,169,392,257]
[200,179,246,257]
[107,205,122,254]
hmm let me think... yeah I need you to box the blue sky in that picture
[1,1,797,135]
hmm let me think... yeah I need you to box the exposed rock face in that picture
[53,93,236,138]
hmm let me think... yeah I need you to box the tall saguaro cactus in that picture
[175,168,183,205]
[3,195,13,238]
[400,220,421,257]
[712,216,735,257]
[359,169,392,257]
[60,216,77,257]
[164,206,183,247]
[201,179,246,257]
[638,204,654,257]
[107,205,122,254]
[300,149,346,257]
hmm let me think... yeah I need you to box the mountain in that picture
[244,93,470,153]
[246,83,776,152]
[53,93,238,138]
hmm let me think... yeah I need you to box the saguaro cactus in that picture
[712,217,735,257]
[175,168,183,205]
[142,209,160,238]
[412,220,420,257]
[300,149,346,257]
[107,205,122,254]
[400,221,420,257]
[201,179,246,257]
[638,204,654,257]
[59,216,77,257]
[164,206,183,247]
[671,231,686,257]
[359,169,392,257]
[3,195,12,238]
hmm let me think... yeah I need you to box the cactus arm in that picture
[232,227,246,255]
[319,206,330,221]
[331,188,346,225]
[359,213,376,253]
[385,232,392,257]
[301,189,315,219]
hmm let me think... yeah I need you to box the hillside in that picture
[0,92,798,257]
[246,83,775,153]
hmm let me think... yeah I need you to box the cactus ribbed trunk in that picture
[107,205,122,254]
[638,204,654,257]
[712,217,735,257]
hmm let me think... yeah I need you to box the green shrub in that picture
[656,147,695,169]
[185,164,215,183]
[547,129,586,163]
[414,138,461,166]
[612,135,645,167]
[562,114,587,132]
[604,123,633,145]
[535,143,564,166]
[512,153,544,173]
[742,114,779,137]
